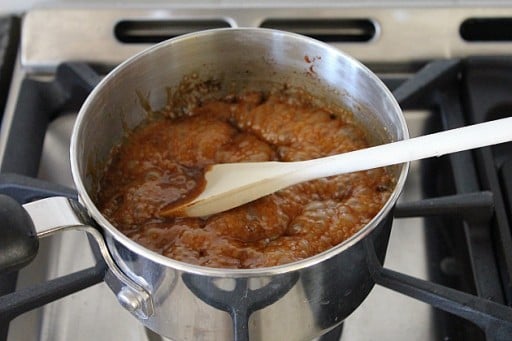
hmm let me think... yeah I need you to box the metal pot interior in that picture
[71,28,409,273]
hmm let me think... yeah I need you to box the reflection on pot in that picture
[183,272,299,340]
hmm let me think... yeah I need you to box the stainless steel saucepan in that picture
[0,28,409,340]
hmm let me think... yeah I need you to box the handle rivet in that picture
[117,287,142,313]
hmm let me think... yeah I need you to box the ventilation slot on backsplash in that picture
[460,18,512,41]
[259,19,376,42]
[115,20,232,43]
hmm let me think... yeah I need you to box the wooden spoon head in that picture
[159,161,297,217]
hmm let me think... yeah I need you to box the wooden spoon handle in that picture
[296,117,512,182]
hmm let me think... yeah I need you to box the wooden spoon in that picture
[161,117,512,217]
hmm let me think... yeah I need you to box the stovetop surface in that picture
[2,5,512,341]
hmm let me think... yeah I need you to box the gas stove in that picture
[1,6,512,341]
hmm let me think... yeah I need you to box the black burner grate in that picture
[0,59,512,341]
[0,16,19,119]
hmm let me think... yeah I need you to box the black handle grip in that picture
[0,194,38,274]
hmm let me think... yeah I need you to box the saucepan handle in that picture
[0,195,94,274]
[0,173,77,274]
[0,194,154,319]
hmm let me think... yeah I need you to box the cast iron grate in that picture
[0,16,20,120]
[0,59,511,340]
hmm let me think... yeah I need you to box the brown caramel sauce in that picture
[96,89,394,269]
